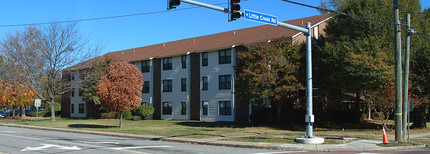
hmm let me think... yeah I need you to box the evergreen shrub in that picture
[122,110,132,120]
[131,106,154,120]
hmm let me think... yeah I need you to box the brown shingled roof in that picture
[70,14,331,69]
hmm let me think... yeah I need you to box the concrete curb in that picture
[0,124,427,152]
[277,140,428,152]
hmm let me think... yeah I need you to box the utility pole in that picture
[402,13,411,142]
[393,0,403,142]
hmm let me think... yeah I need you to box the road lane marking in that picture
[0,132,150,154]
[82,141,120,144]
[254,152,305,154]
[21,144,81,151]
[111,146,172,150]
[0,131,22,133]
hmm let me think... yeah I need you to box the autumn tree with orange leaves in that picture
[0,80,12,109]
[0,79,35,117]
[96,62,143,128]
[10,83,36,117]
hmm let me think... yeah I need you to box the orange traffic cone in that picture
[382,127,389,144]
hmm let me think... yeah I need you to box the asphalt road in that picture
[1,125,429,154]
[0,126,282,154]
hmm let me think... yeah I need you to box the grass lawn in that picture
[1,117,288,138]
[1,117,429,144]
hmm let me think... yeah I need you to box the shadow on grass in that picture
[176,121,253,128]
[175,119,387,132]
[68,124,117,129]
[315,120,384,131]
[177,121,308,131]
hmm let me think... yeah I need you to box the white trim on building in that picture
[70,71,87,118]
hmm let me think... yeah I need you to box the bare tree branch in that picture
[0,22,100,121]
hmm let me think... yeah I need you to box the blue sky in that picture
[0,0,429,55]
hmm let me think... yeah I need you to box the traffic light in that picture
[168,0,180,10]
[230,0,241,21]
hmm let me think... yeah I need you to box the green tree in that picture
[315,35,394,110]
[317,0,396,111]
[410,8,430,127]
[235,39,302,124]
[81,58,116,105]
[318,0,429,128]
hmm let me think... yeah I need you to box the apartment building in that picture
[61,14,331,122]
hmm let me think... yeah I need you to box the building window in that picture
[71,89,75,97]
[181,101,187,115]
[142,81,150,93]
[141,60,150,73]
[202,76,208,91]
[181,55,187,69]
[163,57,172,70]
[181,78,187,92]
[163,102,172,115]
[202,101,208,115]
[219,49,231,64]
[219,74,232,90]
[163,79,172,92]
[141,102,149,106]
[79,104,85,113]
[71,104,74,114]
[79,88,83,96]
[202,52,208,66]
[71,74,75,81]
[219,101,232,115]
[79,71,85,80]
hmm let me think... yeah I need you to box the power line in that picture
[0,9,175,28]
[283,0,430,42]
[1,0,428,42]
[416,31,430,41]
[0,2,231,28]
[282,0,400,26]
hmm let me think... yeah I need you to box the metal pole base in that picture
[294,137,324,144]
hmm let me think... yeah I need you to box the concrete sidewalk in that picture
[1,123,428,152]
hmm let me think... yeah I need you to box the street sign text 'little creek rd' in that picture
[244,9,278,26]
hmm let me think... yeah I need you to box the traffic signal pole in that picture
[305,22,314,138]
[175,0,322,144]
[181,0,229,13]
[180,0,309,33]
